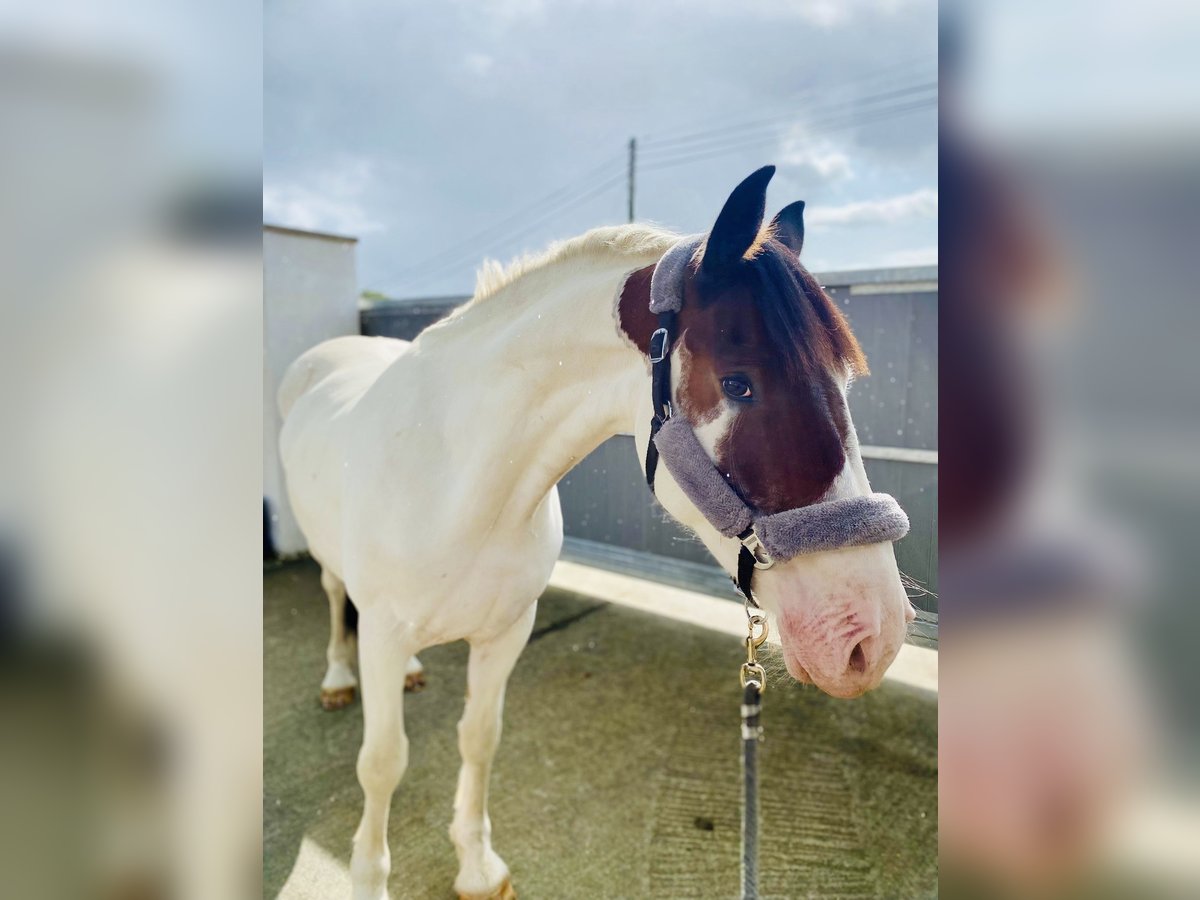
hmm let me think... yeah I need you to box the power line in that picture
[382,93,934,294]
[379,170,627,295]
[383,172,625,295]
[639,54,935,146]
[639,100,935,175]
[638,82,936,155]
[372,154,623,285]
[370,153,626,288]
[639,96,936,174]
[371,57,937,296]
[376,92,935,294]
[641,96,936,171]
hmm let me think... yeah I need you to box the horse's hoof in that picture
[457,878,515,900]
[319,686,355,710]
[404,672,427,693]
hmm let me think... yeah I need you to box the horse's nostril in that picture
[848,641,867,674]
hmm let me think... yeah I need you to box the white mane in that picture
[468,223,680,307]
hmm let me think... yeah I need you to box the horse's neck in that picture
[419,251,653,524]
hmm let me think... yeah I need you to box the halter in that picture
[641,237,911,607]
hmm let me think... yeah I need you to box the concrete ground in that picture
[265,558,937,899]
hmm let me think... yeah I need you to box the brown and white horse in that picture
[278,166,913,899]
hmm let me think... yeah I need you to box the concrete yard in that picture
[265,558,937,899]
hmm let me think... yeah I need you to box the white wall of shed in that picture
[263,229,358,555]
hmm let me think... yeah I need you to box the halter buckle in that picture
[648,327,670,363]
[739,528,775,570]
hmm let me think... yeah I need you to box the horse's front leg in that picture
[450,602,537,900]
[350,605,418,900]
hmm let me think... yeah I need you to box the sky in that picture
[265,0,938,298]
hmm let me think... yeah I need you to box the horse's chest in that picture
[343,490,561,643]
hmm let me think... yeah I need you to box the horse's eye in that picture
[721,375,753,402]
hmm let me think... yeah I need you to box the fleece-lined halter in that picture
[642,237,911,605]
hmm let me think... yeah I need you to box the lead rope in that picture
[641,310,769,899]
[740,602,768,900]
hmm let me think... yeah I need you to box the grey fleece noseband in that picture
[642,237,909,598]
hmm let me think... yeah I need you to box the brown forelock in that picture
[677,242,860,513]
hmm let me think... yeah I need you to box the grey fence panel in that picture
[558,435,711,566]
[860,457,939,608]
[907,291,939,449]
[360,269,938,614]
[827,287,938,451]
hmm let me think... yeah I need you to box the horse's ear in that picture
[770,200,805,256]
[702,165,775,275]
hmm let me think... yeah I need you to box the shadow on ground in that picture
[265,558,937,899]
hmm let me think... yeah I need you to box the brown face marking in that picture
[618,243,865,515]
[679,244,862,513]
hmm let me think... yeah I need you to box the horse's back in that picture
[278,334,409,419]
[278,334,410,574]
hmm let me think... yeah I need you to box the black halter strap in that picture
[642,311,760,607]
[643,310,675,494]
[735,539,758,607]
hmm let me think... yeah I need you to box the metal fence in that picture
[361,266,938,626]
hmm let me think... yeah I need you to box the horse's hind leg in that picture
[318,570,426,709]
[350,605,418,900]
[450,602,537,900]
[405,654,427,692]
[319,567,359,710]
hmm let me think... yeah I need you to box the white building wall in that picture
[263,226,359,555]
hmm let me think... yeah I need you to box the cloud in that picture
[783,0,851,28]
[262,157,382,236]
[265,2,937,288]
[450,0,921,30]
[739,0,925,29]
[779,137,854,181]
[463,52,494,78]
[807,188,937,228]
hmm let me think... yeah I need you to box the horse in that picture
[278,166,915,900]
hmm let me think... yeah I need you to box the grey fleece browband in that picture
[646,236,910,566]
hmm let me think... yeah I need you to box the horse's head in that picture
[620,166,913,698]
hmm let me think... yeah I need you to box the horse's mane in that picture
[451,223,865,381]
[466,224,680,307]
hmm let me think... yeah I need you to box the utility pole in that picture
[627,136,637,223]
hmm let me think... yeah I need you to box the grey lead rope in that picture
[741,681,763,899]
[739,609,767,900]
